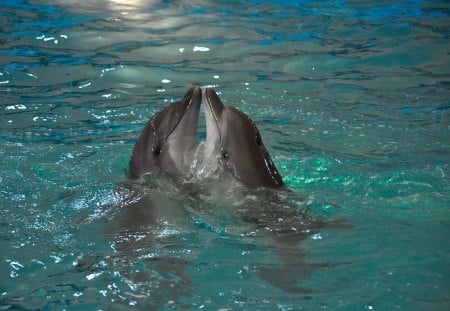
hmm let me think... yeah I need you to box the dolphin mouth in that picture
[186,86,202,112]
[201,88,225,158]
[170,86,201,136]
[202,88,220,124]
[202,88,224,142]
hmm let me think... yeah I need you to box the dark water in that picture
[1,0,449,309]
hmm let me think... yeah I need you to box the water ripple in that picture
[1,0,449,309]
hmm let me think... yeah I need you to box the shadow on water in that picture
[78,172,351,308]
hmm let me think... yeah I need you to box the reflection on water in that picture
[1,0,449,309]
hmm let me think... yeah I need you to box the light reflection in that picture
[109,0,155,12]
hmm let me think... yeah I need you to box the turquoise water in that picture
[1,0,449,309]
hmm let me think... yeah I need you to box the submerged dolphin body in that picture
[202,88,283,188]
[129,86,201,178]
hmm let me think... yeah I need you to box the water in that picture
[1,0,449,309]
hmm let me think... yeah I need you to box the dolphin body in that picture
[129,86,283,188]
[103,88,342,298]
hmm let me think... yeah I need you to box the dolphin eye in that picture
[153,146,161,156]
[221,149,229,159]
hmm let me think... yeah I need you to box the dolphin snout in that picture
[189,86,202,108]
[202,87,225,121]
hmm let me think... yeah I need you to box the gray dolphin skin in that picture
[129,86,201,178]
[202,88,284,188]
[129,86,283,188]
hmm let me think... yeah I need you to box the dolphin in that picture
[129,86,202,178]
[202,87,284,188]
[113,87,345,296]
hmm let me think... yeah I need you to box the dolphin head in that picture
[129,86,201,178]
[202,88,284,188]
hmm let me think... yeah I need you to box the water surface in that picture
[1,0,449,309]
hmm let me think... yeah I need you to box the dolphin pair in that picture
[129,87,283,188]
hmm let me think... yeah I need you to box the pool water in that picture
[1,0,449,309]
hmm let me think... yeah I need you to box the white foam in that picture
[193,46,210,52]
